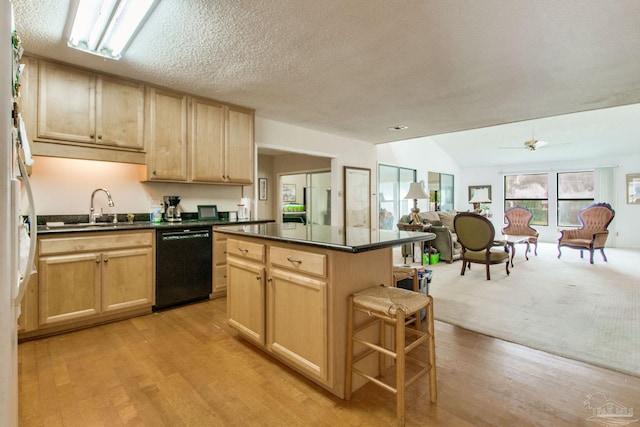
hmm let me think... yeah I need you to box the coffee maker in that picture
[163,196,182,222]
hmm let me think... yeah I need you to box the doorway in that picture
[280,171,331,225]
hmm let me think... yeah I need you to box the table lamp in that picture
[403,182,429,224]
[469,188,491,212]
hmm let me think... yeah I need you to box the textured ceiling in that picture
[11,0,640,166]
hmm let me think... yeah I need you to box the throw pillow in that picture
[438,211,457,230]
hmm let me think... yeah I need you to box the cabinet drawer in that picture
[39,231,153,256]
[270,246,326,278]
[227,239,265,262]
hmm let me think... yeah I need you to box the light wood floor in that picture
[19,298,640,426]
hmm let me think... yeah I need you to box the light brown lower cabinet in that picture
[225,235,394,398]
[19,230,154,340]
[211,231,228,298]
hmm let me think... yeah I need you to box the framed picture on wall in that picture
[627,173,640,204]
[259,178,268,201]
[344,166,371,228]
[468,185,492,202]
[282,184,296,202]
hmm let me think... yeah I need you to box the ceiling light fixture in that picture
[387,125,408,131]
[67,0,158,60]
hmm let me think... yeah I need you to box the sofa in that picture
[398,210,462,263]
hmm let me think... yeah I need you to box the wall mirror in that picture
[428,172,454,211]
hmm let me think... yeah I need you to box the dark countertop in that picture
[214,223,436,253]
[36,218,274,234]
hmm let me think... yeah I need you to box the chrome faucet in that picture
[89,188,115,224]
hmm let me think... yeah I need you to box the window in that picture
[378,164,416,230]
[504,173,549,225]
[557,171,594,227]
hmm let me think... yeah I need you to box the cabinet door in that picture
[212,233,228,297]
[227,257,266,345]
[39,252,101,325]
[96,75,145,150]
[37,61,95,143]
[189,97,225,182]
[145,87,188,181]
[101,247,153,313]
[268,268,328,381]
[225,105,254,184]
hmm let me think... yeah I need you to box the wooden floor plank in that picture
[19,298,640,426]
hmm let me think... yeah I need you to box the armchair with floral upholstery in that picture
[557,202,615,264]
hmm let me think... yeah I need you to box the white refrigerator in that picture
[1,0,37,425]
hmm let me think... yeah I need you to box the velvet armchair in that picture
[557,202,615,264]
[502,207,539,256]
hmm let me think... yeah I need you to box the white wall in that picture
[28,117,380,228]
[27,156,244,218]
[377,134,640,249]
[256,154,274,220]
[26,117,638,248]
[256,117,378,227]
[376,136,462,214]
[458,156,640,248]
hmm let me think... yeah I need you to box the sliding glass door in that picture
[378,164,416,230]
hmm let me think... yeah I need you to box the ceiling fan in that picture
[499,139,549,151]
[500,138,572,151]
[523,139,548,151]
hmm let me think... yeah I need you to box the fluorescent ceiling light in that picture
[67,0,158,60]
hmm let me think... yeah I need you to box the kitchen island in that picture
[215,223,435,398]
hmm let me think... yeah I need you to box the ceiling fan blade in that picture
[534,140,548,148]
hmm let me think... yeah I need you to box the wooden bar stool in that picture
[345,285,437,426]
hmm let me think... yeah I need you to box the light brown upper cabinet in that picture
[189,99,254,184]
[225,105,254,184]
[144,94,254,184]
[143,87,189,181]
[32,59,145,157]
[189,97,225,183]
[20,57,254,175]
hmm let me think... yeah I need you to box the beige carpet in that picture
[407,243,640,376]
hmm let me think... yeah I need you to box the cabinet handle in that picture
[238,248,249,254]
[103,257,109,263]
[287,257,302,264]
[267,277,272,282]
[256,275,261,280]
[96,258,100,264]
[90,133,95,139]
[97,134,102,140]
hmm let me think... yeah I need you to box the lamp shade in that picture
[403,182,429,200]
[469,188,491,203]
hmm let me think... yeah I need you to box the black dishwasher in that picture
[155,227,212,310]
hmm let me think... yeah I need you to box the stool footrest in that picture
[352,368,397,395]
[353,337,397,359]
[405,333,429,353]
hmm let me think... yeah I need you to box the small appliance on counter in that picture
[237,197,251,220]
[163,195,182,222]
